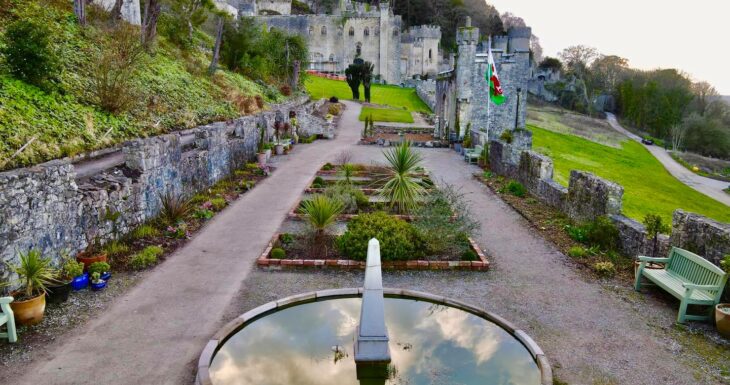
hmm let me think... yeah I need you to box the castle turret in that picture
[455,17,479,137]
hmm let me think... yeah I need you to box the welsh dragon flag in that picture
[486,50,506,105]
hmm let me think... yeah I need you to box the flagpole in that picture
[487,35,492,142]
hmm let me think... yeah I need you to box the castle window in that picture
[308,26,313,35]
[349,27,355,36]
[329,54,335,62]
[321,26,327,35]
[393,29,399,37]
[428,49,432,59]
[364,27,370,37]
[356,42,362,57]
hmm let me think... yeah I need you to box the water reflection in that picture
[210,297,540,385]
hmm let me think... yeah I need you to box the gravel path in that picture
[606,113,730,206]
[6,102,724,385]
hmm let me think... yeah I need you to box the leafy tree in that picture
[589,55,628,94]
[142,0,163,48]
[362,61,374,103]
[163,0,215,47]
[559,45,598,77]
[691,81,718,116]
[643,214,670,258]
[538,57,562,72]
[345,59,364,100]
[1,19,59,88]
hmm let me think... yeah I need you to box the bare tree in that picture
[74,0,86,25]
[141,0,162,48]
[530,34,543,63]
[559,45,598,76]
[670,122,688,151]
[590,55,629,93]
[692,81,718,116]
[208,15,225,75]
[500,12,526,29]
[110,0,124,21]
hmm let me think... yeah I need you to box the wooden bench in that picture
[634,247,728,323]
[0,296,18,343]
[464,145,483,164]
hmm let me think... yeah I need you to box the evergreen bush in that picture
[336,212,424,261]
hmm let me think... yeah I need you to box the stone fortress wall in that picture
[0,97,329,278]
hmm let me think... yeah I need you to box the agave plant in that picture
[158,192,193,226]
[6,249,56,299]
[379,142,426,214]
[299,195,344,236]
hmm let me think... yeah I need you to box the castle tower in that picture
[455,17,479,138]
[379,2,391,80]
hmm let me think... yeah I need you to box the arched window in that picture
[321,26,327,35]
[393,29,399,37]
[364,27,370,37]
[348,27,355,36]
[308,26,314,35]
[356,42,362,57]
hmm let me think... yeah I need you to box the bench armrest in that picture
[0,297,13,305]
[637,256,670,263]
[683,283,721,291]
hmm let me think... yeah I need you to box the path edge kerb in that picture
[196,288,552,385]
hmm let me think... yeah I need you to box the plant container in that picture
[71,273,90,291]
[716,304,730,338]
[101,272,111,281]
[454,143,462,153]
[77,252,108,271]
[91,280,107,291]
[257,152,267,167]
[10,292,46,326]
[265,149,272,161]
[275,144,284,155]
[46,280,72,304]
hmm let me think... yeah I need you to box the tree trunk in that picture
[291,60,300,91]
[74,0,86,26]
[110,0,124,22]
[141,0,161,48]
[208,16,224,75]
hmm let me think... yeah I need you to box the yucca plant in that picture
[340,163,356,185]
[6,249,56,299]
[298,195,344,255]
[379,142,427,214]
[158,192,193,226]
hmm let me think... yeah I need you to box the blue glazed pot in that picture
[70,273,89,291]
[454,143,462,152]
[90,280,107,291]
[100,272,111,281]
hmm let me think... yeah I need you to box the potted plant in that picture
[76,238,108,272]
[716,255,730,338]
[90,272,107,291]
[46,253,83,303]
[274,122,285,155]
[6,249,55,325]
[256,124,267,166]
[88,261,111,282]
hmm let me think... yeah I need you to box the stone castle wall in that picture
[0,96,326,278]
[487,139,730,265]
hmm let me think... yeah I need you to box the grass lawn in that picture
[305,76,431,113]
[358,107,414,123]
[530,124,730,224]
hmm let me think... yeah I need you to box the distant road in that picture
[605,113,730,207]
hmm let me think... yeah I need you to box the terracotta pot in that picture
[717,304,730,339]
[77,252,108,271]
[275,144,284,155]
[257,152,267,167]
[10,292,46,326]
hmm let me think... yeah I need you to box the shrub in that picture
[324,184,368,214]
[483,171,494,179]
[720,254,730,274]
[412,185,479,256]
[328,103,342,116]
[568,246,587,259]
[280,84,292,96]
[128,246,164,270]
[312,176,325,188]
[210,198,227,211]
[461,249,478,261]
[322,163,335,171]
[585,216,620,251]
[337,212,424,261]
[194,209,215,219]
[300,134,317,143]
[642,213,670,258]
[380,142,426,214]
[279,233,294,245]
[132,225,160,239]
[1,19,59,87]
[564,223,588,243]
[499,130,514,144]
[159,192,193,225]
[62,259,84,279]
[88,262,110,276]
[271,248,286,259]
[102,240,129,258]
[506,180,526,197]
[593,261,616,277]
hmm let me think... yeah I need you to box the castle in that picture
[230,0,443,84]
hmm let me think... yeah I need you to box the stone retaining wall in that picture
[0,96,326,277]
[488,139,730,265]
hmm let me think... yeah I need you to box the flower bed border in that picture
[256,233,489,271]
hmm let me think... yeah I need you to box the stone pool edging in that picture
[256,233,490,271]
[196,288,552,385]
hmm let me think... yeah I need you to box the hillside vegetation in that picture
[0,1,284,170]
[530,124,730,224]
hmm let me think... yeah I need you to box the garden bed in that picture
[256,232,489,271]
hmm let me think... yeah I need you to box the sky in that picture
[486,0,730,94]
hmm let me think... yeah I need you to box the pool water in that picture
[209,297,541,385]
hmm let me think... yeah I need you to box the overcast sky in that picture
[487,0,730,94]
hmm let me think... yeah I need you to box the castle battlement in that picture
[404,25,441,40]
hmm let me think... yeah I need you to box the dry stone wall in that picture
[487,139,730,265]
[0,96,325,278]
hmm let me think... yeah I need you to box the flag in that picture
[486,50,506,105]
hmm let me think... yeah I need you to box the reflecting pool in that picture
[209,297,540,385]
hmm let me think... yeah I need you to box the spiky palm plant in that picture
[158,192,193,226]
[379,142,426,214]
[6,249,56,299]
[298,195,344,256]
